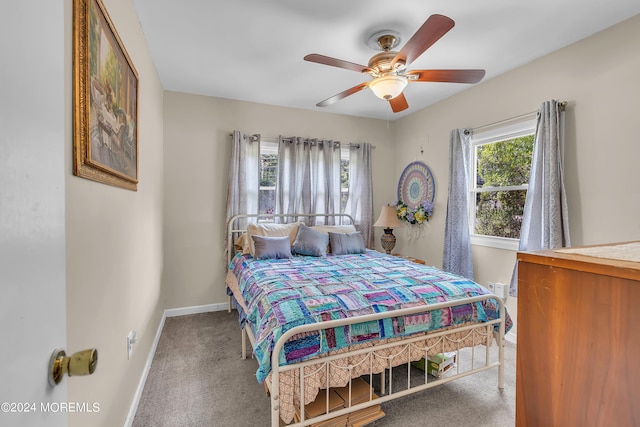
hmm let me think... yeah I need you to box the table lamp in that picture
[373,205,403,254]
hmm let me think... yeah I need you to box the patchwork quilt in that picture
[229,250,512,383]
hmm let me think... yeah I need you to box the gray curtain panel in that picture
[275,137,342,225]
[345,143,374,248]
[225,130,260,256]
[443,129,474,280]
[509,100,571,296]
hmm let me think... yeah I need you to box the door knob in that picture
[48,348,98,386]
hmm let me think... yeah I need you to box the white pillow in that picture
[245,222,301,256]
[309,224,357,235]
[234,233,247,252]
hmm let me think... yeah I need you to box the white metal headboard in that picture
[226,213,355,264]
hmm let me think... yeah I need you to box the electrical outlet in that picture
[495,283,507,299]
[487,282,507,300]
[127,330,137,360]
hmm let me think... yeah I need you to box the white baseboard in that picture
[123,303,227,427]
[123,312,166,427]
[505,330,517,344]
[165,302,227,317]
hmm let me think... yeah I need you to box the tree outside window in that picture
[340,153,349,212]
[474,135,534,238]
[259,143,278,215]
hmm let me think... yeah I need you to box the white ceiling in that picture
[133,0,640,121]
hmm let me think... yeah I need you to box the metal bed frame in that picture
[226,213,506,427]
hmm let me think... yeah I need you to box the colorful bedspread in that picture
[229,250,511,383]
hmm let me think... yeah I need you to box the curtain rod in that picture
[227,133,375,149]
[468,101,567,134]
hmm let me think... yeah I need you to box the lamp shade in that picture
[369,75,408,100]
[373,205,403,228]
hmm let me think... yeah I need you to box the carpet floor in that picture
[132,311,515,427]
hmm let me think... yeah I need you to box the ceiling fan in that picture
[304,14,485,113]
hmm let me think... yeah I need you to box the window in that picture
[469,120,535,250]
[257,140,351,215]
[258,141,278,215]
[339,149,349,212]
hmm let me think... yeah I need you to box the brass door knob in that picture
[48,348,98,386]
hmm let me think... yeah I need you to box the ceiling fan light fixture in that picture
[369,75,408,100]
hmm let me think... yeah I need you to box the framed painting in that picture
[73,0,139,190]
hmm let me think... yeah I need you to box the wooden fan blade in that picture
[316,82,369,107]
[389,92,409,113]
[304,54,370,73]
[408,69,486,83]
[392,14,455,67]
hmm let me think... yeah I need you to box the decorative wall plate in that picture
[397,161,435,209]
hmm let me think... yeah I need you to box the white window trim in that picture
[470,234,520,251]
[469,117,536,250]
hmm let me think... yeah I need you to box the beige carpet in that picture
[132,312,516,426]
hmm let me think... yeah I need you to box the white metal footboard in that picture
[268,294,506,426]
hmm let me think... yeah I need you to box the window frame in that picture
[469,119,536,250]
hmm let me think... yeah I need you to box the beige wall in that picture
[392,13,640,334]
[65,0,165,426]
[162,95,395,307]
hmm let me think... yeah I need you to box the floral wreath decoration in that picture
[395,161,435,228]
[395,199,433,225]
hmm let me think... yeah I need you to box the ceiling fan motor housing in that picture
[368,51,405,77]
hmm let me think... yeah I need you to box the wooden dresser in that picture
[516,242,640,427]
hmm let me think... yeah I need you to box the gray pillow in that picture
[292,224,329,257]
[251,235,292,260]
[329,231,366,255]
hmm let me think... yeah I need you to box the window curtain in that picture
[276,137,342,226]
[443,129,474,280]
[225,131,259,256]
[509,100,570,296]
[345,143,374,248]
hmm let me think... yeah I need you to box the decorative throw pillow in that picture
[292,224,329,257]
[245,222,300,256]
[329,232,366,255]
[234,233,247,252]
[310,224,357,253]
[251,235,292,260]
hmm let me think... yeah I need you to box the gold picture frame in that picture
[73,0,139,191]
